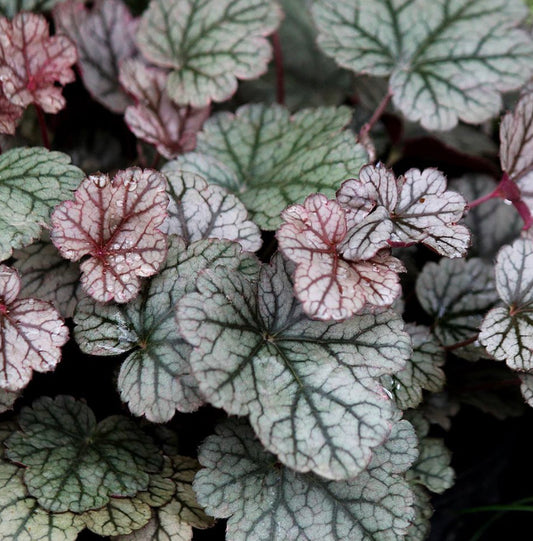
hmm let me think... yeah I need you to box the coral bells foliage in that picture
[0,12,77,134]
[0,265,68,391]
[50,168,168,303]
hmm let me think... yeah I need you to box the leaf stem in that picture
[443,335,479,351]
[358,90,393,140]
[34,105,50,149]
[271,31,285,106]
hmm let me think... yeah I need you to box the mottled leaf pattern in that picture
[338,164,471,257]
[13,233,81,318]
[0,12,76,112]
[416,258,498,360]
[405,485,433,541]
[194,104,368,229]
[194,418,417,541]
[120,59,210,159]
[137,0,281,107]
[277,194,402,320]
[480,238,533,370]
[0,265,68,391]
[5,395,163,512]
[50,168,168,303]
[165,170,261,251]
[53,0,137,113]
[312,0,533,130]
[177,254,411,479]
[0,147,84,261]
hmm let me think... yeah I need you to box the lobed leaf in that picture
[0,12,77,113]
[480,238,533,370]
[194,418,417,541]
[136,0,281,107]
[53,0,137,113]
[6,396,163,513]
[312,0,533,130]
[338,164,471,257]
[416,258,498,360]
[193,103,368,229]
[407,439,454,495]
[50,168,168,303]
[177,253,411,479]
[0,146,84,261]
[164,170,261,251]
[120,59,210,159]
[0,265,68,391]
[277,194,402,320]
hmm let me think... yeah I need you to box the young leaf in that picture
[0,147,84,261]
[383,324,445,410]
[75,237,258,422]
[13,233,81,318]
[0,388,19,414]
[5,395,163,513]
[50,168,168,304]
[164,170,261,251]
[136,0,281,107]
[277,194,402,320]
[194,418,417,541]
[312,0,533,130]
[337,164,471,257]
[480,238,533,370]
[119,59,210,159]
[0,12,77,113]
[0,265,69,391]
[53,0,137,113]
[416,258,498,360]
[0,462,85,541]
[193,104,368,229]
[177,253,411,480]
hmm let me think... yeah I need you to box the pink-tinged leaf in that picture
[53,0,137,113]
[120,59,210,159]
[50,168,168,304]
[277,194,402,320]
[338,164,471,258]
[0,12,77,113]
[0,265,68,391]
[0,87,23,134]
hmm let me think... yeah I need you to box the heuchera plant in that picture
[1,0,533,539]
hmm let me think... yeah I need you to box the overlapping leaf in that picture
[416,258,498,360]
[0,1,67,17]
[53,0,137,113]
[75,237,259,422]
[0,265,69,391]
[405,485,433,541]
[520,373,533,408]
[194,417,417,541]
[0,12,77,112]
[0,147,84,261]
[120,59,210,159]
[312,0,533,130]
[136,0,281,107]
[5,395,163,513]
[0,388,19,413]
[177,253,411,479]
[193,103,368,229]
[337,164,471,257]
[50,168,168,303]
[277,194,402,320]
[164,170,261,251]
[480,238,533,370]
[0,89,22,134]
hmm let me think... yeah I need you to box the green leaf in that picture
[0,461,85,541]
[416,258,499,360]
[194,418,417,541]
[191,104,368,229]
[407,439,454,494]
[75,236,259,422]
[177,253,411,479]
[0,0,66,17]
[0,388,19,414]
[405,485,432,541]
[480,238,533,370]
[136,0,281,107]
[0,147,84,261]
[312,0,533,130]
[383,324,445,410]
[5,395,163,513]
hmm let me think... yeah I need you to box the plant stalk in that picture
[272,31,285,106]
